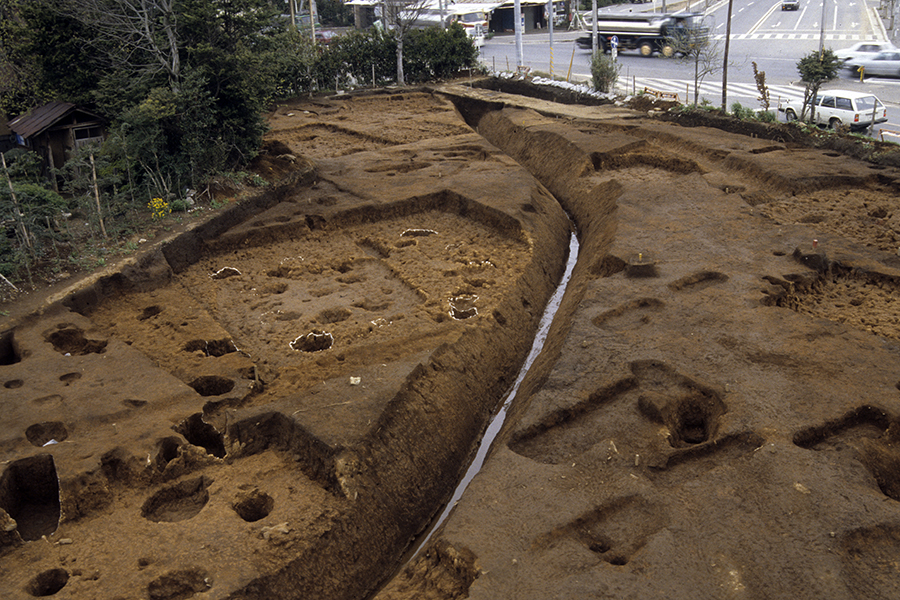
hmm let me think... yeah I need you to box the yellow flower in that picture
[148,197,171,220]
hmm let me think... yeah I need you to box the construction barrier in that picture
[880,129,900,143]
[642,86,680,102]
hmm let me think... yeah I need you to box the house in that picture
[6,101,106,190]
[345,0,563,34]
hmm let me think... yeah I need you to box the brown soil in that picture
[3,82,900,600]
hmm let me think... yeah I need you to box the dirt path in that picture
[3,84,900,600]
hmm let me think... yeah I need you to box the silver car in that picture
[836,42,897,66]
[855,50,900,78]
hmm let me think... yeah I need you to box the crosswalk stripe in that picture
[713,33,867,41]
[618,77,807,105]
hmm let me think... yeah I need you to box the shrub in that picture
[591,52,621,93]
[316,29,397,88]
[404,23,479,83]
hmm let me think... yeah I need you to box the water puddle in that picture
[406,231,579,560]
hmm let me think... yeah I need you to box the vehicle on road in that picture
[575,12,707,57]
[835,41,897,65]
[850,50,900,78]
[409,5,488,47]
[781,0,799,11]
[315,30,336,45]
[778,90,887,130]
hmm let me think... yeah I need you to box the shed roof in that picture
[7,101,104,140]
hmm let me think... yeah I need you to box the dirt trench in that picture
[4,84,900,600]
[0,90,573,600]
[375,87,900,600]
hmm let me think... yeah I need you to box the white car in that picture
[854,50,900,78]
[835,41,897,65]
[779,89,888,130]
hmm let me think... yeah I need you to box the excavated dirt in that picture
[3,83,900,600]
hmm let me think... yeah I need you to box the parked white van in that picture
[779,89,887,130]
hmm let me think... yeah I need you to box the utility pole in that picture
[515,0,524,68]
[818,0,826,58]
[591,0,598,55]
[548,0,554,76]
[721,0,733,111]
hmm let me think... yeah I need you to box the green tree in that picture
[317,0,353,26]
[797,49,841,122]
[404,24,478,83]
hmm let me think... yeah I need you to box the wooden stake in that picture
[1,151,33,253]
[90,152,107,238]
[0,272,19,292]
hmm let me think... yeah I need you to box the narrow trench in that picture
[394,231,580,574]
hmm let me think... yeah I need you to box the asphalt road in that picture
[478,0,900,139]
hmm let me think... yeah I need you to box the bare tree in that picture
[752,61,769,111]
[65,0,181,91]
[383,0,431,85]
[667,19,723,106]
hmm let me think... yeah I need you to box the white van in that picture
[779,89,887,130]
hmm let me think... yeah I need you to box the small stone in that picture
[211,266,242,280]
[58,538,73,545]
[261,522,290,540]
[793,482,810,494]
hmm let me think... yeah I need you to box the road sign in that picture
[610,35,619,48]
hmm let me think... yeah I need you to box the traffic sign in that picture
[610,35,619,48]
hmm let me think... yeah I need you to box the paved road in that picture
[478,0,900,139]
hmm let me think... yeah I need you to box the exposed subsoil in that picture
[3,82,900,600]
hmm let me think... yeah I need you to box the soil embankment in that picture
[4,83,900,600]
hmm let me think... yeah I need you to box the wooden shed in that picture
[6,101,106,189]
[0,114,15,154]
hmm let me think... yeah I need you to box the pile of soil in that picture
[2,81,900,600]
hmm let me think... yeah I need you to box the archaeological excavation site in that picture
[3,82,900,600]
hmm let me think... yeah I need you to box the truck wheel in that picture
[639,42,653,56]
[661,44,675,58]
[829,118,842,131]
[784,109,797,122]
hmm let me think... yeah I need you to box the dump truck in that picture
[576,12,707,57]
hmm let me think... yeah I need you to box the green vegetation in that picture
[796,49,841,122]
[590,51,621,93]
[0,1,478,287]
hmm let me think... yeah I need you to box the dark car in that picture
[782,0,799,10]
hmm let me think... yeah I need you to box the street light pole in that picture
[721,0,733,111]
[819,0,826,58]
